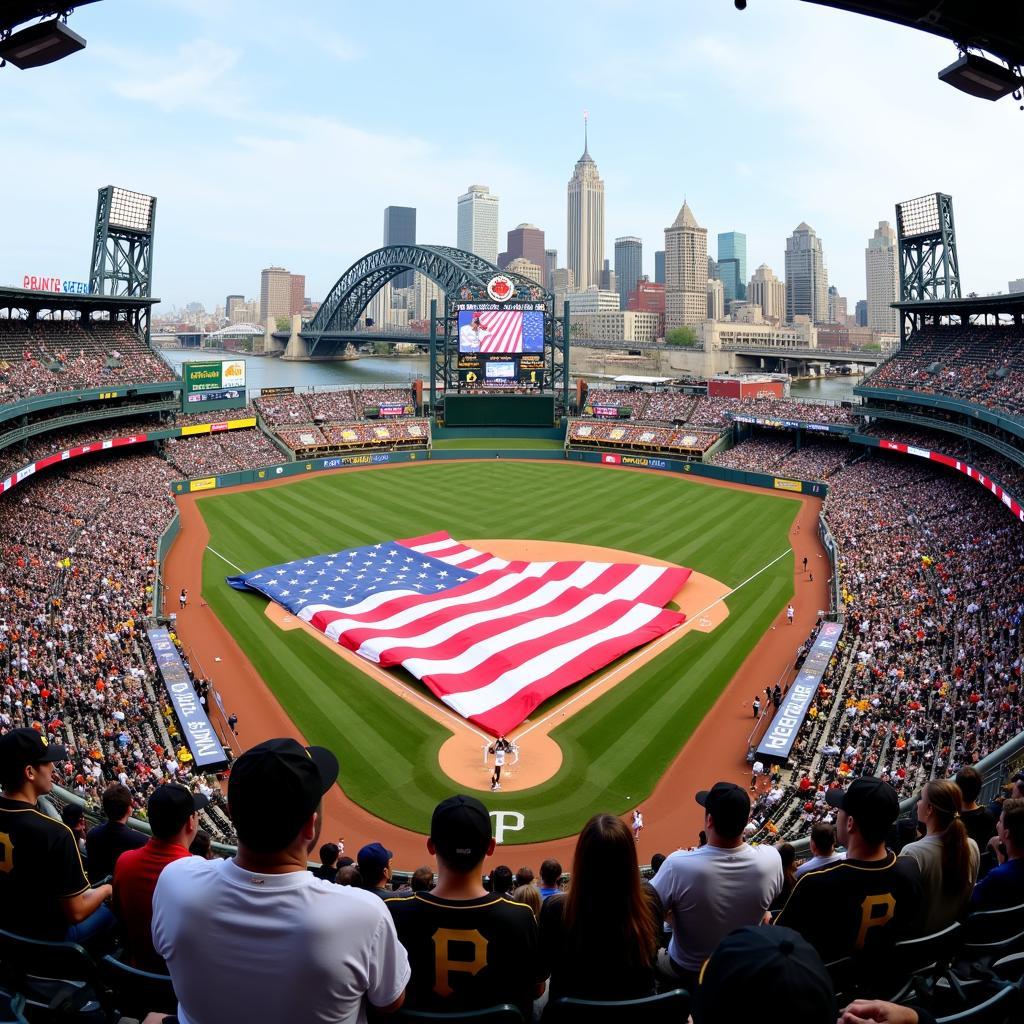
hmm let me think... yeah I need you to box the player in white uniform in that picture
[491,746,506,791]
[632,808,644,842]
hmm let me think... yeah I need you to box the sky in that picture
[3,0,1023,313]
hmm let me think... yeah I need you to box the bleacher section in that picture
[0,319,176,405]
[567,419,720,457]
[864,325,1024,419]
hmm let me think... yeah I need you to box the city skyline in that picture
[2,0,1023,312]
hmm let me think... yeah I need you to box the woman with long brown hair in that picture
[898,779,980,932]
[538,813,661,1007]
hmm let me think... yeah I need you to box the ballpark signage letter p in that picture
[490,811,524,844]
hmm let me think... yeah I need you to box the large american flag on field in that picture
[227,531,690,736]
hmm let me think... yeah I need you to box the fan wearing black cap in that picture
[151,738,410,1023]
[386,795,543,1020]
[649,781,784,994]
[776,777,923,965]
[112,783,208,973]
[0,727,115,946]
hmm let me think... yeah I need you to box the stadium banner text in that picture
[756,621,844,761]
[773,477,802,492]
[22,275,90,294]
[146,627,227,769]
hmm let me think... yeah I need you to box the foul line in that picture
[207,546,244,573]
[513,547,793,742]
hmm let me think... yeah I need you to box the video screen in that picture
[458,310,544,354]
[484,360,517,380]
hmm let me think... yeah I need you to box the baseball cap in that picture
[357,842,394,879]
[0,728,69,776]
[148,783,208,840]
[227,738,338,853]
[695,926,836,1024]
[825,776,900,834]
[695,782,751,839]
[431,794,492,871]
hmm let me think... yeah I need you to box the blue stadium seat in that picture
[394,1006,523,1023]
[932,980,1022,1024]
[99,955,177,1018]
[545,988,690,1023]
[993,953,1024,984]
[0,928,104,1022]
[0,990,29,1024]
[884,922,963,1000]
[963,903,1024,945]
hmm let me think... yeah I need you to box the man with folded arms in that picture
[776,777,922,964]
[651,781,784,992]
[152,738,409,1023]
[113,783,207,972]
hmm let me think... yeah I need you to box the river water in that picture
[160,348,427,392]
[160,348,862,402]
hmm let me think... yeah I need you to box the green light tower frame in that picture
[89,185,157,339]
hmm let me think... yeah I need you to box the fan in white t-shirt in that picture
[795,821,846,879]
[651,781,784,986]
[152,738,410,1024]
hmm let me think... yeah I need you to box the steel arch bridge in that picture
[305,244,551,341]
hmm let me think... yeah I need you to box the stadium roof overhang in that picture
[799,2,1024,67]
[894,294,1024,317]
[0,285,158,315]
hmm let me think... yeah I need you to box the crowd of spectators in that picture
[710,435,853,481]
[579,387,857,429]
[0,319,176,406]
[567,419,721,456]
[864,325,1024,420]
[162,429,284,478]
[0,450,234,844]
[254,388,414,427]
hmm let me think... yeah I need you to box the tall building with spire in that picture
[865,220,899,333]
[664,201,708,329]
[566,117,605,292]
[785,222,828,323]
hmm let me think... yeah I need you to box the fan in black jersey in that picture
[387,795,544,1019]
[0,728,114,944]
[776,776,922,965]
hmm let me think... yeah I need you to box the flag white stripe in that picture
[408,538,464,554]
[385,591,633,676]
[298,590,420,621]
[357,584,614,667]
[437,547,488,566]
[442,604,666,717]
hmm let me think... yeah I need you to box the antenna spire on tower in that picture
[583,109,589,154]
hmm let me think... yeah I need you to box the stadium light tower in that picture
[894,192,961,343]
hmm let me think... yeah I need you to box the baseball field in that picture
[192,460,800,844]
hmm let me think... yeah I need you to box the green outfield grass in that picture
[197,462,797,843]
[431,437,563,449]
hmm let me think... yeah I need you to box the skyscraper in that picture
[664,201,708,329]
[544,249,558,289]
[498,224,545,273]
[865,220,899,333]
[827,285,848,324]
[566,123,605,292]
[854,299,868,326]
[457,185,499,264]
[717,232,747,304]
[707,278,725,321]
[785,223,828,323]
[654,250,665,285]
[748,264,787,324]
[289,274,305,316]
[259,266,292,325]
[599,259,617,298]
[614,237,642,311]
[384,206,416,288]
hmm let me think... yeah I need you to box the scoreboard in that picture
[457,352,545,390]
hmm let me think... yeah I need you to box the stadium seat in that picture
[993,953,1024,984]
[931,980,1022,1024]
[884,922,963,999]
[99,955,177,1018]
[824,955,859,1004]
[0,990,29,1024]
[0,928,105,1022]
[963,903,1024,945]
[545,988,690,1023]
[960,930,1024,967]
[393,1006,523,1022]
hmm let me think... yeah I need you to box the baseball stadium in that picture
[2,2,1024,1022]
